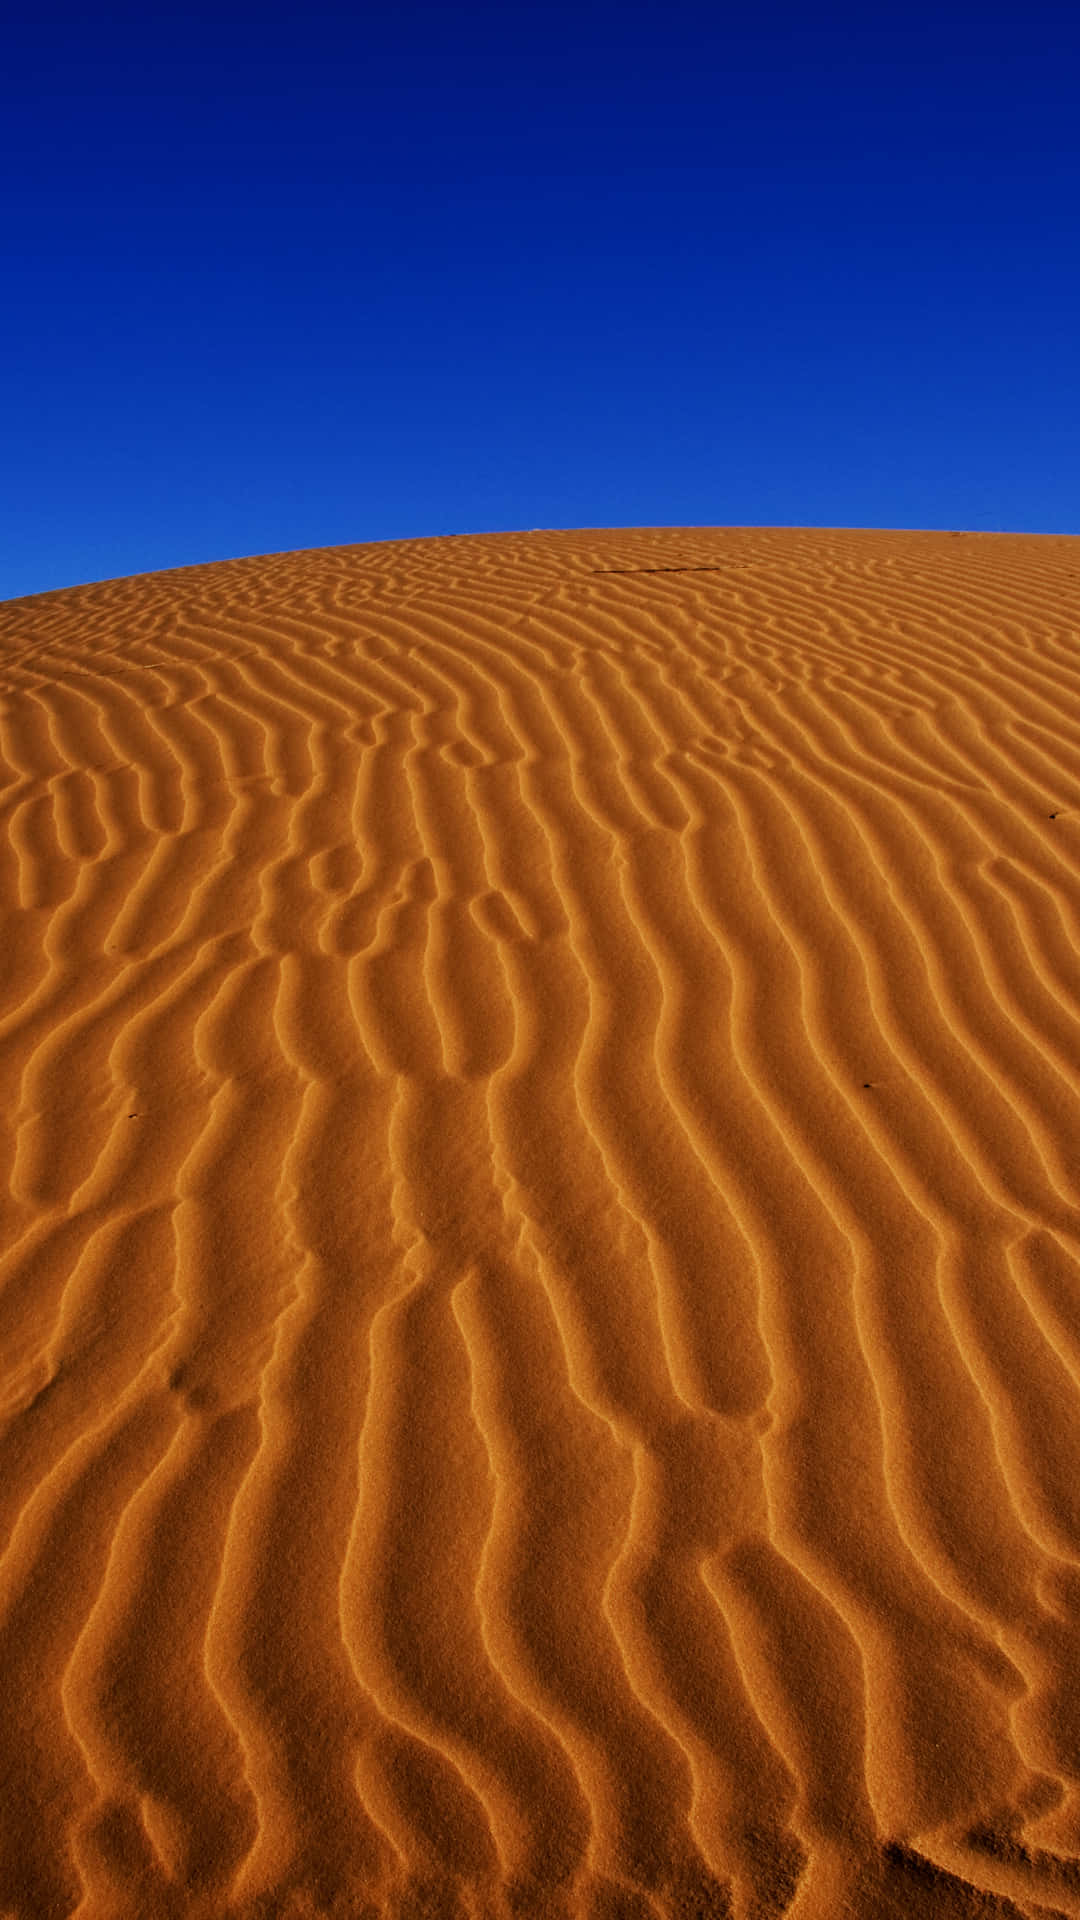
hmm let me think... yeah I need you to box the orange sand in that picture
[2,526,1080,1920]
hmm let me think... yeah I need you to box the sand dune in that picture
[2,525,1080,1919]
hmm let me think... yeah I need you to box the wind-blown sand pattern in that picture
[2,527,1080,1919]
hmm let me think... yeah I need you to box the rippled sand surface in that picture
[2,526,1080,1920]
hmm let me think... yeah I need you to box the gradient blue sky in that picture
[5,1,1079,599]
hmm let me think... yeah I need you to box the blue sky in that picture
[4,1,1078,599]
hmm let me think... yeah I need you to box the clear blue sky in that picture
[4,1,1078,599]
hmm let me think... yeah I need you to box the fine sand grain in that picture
[2,525,1080,1920]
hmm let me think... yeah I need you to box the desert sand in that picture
[1,526,1080,1919]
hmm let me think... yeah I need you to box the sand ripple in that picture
[2,527,1080,1918]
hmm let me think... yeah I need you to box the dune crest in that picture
[2,526,1080,1918]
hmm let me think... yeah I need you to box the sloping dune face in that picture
[3,527,1080,1920]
